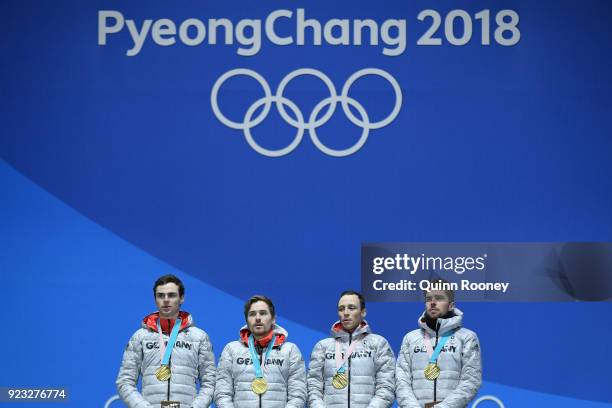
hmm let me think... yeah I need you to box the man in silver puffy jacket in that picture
[214,295,307,408]
[116,274,216,407]
[307,290,395,408]
[396,281,482,408]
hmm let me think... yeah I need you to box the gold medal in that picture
[251,378,268,394]
[332,372,348,389]
[424,363,440,381]
[156,365,172,382]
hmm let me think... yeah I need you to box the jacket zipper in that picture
[259,348,263,408]
[433,324,439,402]
[167,356,171,401]
[347,333,352,408]
[165,320,178,402]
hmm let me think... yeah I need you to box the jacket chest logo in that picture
[236,357,285,366]
[413,345,457,354]
[145,340,194,351]
[324,350,372,360]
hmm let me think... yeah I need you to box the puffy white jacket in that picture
[214,324,307,408]
[307,321,395,408]
[116,311,216,408]
[395,309,482,408]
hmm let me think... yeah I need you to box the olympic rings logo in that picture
[210,68,402,157]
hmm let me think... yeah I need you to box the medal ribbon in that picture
[157,318,182,365]
[248,334,276,379]
[423,329,453,364]
[156,321,166,363]
[334,337,362,374]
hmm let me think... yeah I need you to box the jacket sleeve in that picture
[366,337,396,408]
[286,344,308,408]
[395,334,421,408]
[214,344,236,408]
[307,341,327,408]
[437,332,482,408]
[116,331,153,408]
[192,332,217,408]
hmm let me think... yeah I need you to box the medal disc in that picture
[156,365,172,382]
[332,372,348,389]
[424,363,440,381]
[251,378,268,394]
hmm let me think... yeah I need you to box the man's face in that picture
[155,282,184,319]
[338,294,366,332]
[425,290,454,319]
[247,301,275,339]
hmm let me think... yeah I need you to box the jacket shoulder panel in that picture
[402,329,424,345]
[280,341,300,352]
[363,333,390,346]
[129,327,152,342]
[455,327,477,337]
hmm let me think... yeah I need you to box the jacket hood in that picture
[330,320,371,340]
[418,307,463,336]
[239,323,288,347]
[142,311,193,333]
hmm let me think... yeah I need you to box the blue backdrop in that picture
[1,0,612,406]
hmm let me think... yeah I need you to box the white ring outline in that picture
[309,96,370,157]
[341,68,402,129]
[210,68,272,130]
[276,68,338,129]
[243,96,305,157]
[471,395,505,408]
[103,395,121,408]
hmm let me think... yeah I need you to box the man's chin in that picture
[251,327,266,336]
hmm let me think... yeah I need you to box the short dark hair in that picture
[244,295,276,320]
[423,279,455,303]
[339,290,366,310]
[153,274,185,297]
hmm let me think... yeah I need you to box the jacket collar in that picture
[418,308,463,336]
[330,320,371,340]
[239,323,288,347]
[142,311,193,333]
